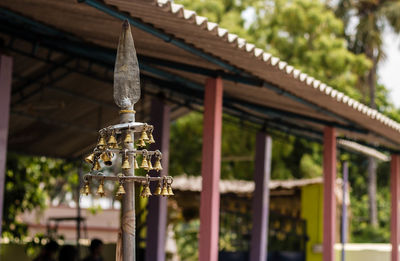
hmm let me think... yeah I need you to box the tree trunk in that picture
[367,47,378,227]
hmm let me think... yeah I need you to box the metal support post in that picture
[250,132,272,261]
[120,108,136,261]
[391,154,400,261]
[199,77,223,261]
[323,126,336,261]
[0,55,12,236]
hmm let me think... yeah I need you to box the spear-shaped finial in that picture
[114,20,140,110]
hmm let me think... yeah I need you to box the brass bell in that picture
[121,158,131,170]
[101,152,113,166]
[154,182,162,196]
[96,181,105,197]
[85,153,95,164]
[140,131,149,142]
[116,184,126,197]
[137,139,146,148]
[140,156,149,169]
[154,158,163,172]
[161,184,169,197]
[82,182,90,196]
[107,134,117,146]
[134,157,139,169]
[124,133,133,144]
[140,184,152,198]
[148,132,155,144]
[97,136,107,148]
[146,157,153,171]
[93,160,101,171]
[167,184,174,196]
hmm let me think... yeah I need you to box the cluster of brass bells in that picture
[82,124,171,200]
[120,155,162,172]
[136,130,155,148]
[81,179,126,198]
[151,180,174,197]
[85,153,112,171]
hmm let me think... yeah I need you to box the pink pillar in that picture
[250,132,272,261]
[391,154,400,261]
[0,55,13,235]
[146,98,170,261]
[199,77,223,261]
[323,127,336,261]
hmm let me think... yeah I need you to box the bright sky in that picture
[378,30,400,108]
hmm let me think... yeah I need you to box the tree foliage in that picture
[2,153,78,240]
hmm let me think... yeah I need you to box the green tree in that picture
[2,153,78,240]
[248,0,371,98]
[334,0,400,227]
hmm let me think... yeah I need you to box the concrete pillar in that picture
[323,126,336,261]
[250,132,272,261]
[146,97,170,261]
[199,77,223,261]
[0,55,12,235]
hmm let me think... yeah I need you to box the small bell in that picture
[134,157,139,169]
[121,158,131,170]
[161,184,169,197]
[140,184,152,198]
[85,153,95,164]
[167,184,174,196]
[140,131,149,142]
[107,134,117,146]
[101,152,113,166]
[140,156,149,169]
[96,181,105,197]
[93,160,101,171]
[146,157,153,171]
[137,139,146,148]
[148,132,155,144]
[97,136,106,148]
[124,133,133,144]
[82,182,90,196]
[154,182,162,196]
[154,158,163,172]
[116,183,126,197]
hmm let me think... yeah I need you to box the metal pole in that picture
[391,155,400,261]
[76,165,84,259]
[0,54,12,237]
[341,161,348,261]
[323,126,337,261]
[250,132,272,261]
[120,108,136,261]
